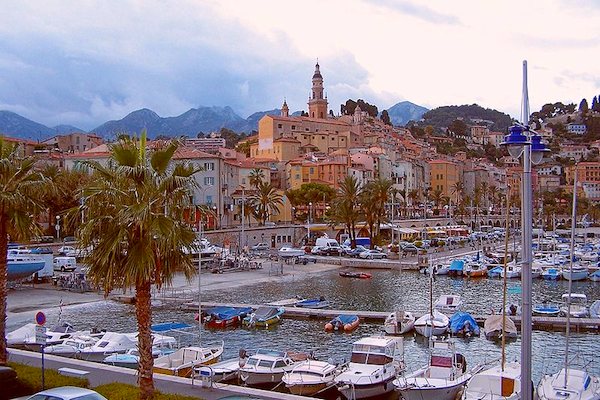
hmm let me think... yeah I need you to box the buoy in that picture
[324,323,334,332]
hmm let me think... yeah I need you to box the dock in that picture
[185,300,600,332]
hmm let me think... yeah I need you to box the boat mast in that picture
[564,163,577,388]
[501,188,511,371]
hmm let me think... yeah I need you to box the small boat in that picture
[295,297,330,309]
[462,361,521,399]
[414,310,450,337]
[335,335,404,399]
[537,368,600,399]
[103,346,173,368]
[394,338,472,400]
[483,314,517,341]
[324,315,360,332]
[589,270,600,282]
[559,293,589,318]
[487,266,503,278]
[243,306,285,328]
[449,312,480,337]
[76,332,138,362]
[562,265,589,281]
[153,343,224,377]
[7,322,79,349]
[384,310,415,335]
[278,246,306,258]
[6,249,45,282]
[500,263,521,279]
[239,349,309,386]
[43,335,99,358]
[434,295,462,314]
[533,303,561,317]
[448,259,464,277]
[195,357,243,383]
[591,300,600,319]
[282,359,343,396]
[339,271,372,279]
[531,264,543,279]
[204,306,253,329]
[542,268,561,280]
[464,262,487,278]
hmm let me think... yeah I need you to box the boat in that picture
[541,268,561,280]
[449,312,480,337]
[282,359,343,396]
[500,262,521,279]
[394,338,472,400]
[76,332,138,362]
[483,314,517,341]
[590,270,600,282]
[103,346,173,368]
[488,266,503,278]
[203,306,253,329]
[414,310,450,337]
[591,300,600,319]
[195,357,244,383]
[531,264,543,279]
[533,303,561,317]
[339,271,372,279]
[334,335,404,399]
[559,293,589,318]
[295,297,330,309]
[384,310,415,335]
[6,322,79,349]
[238,349,309,386]
[43,335,100,358]
[277,246,306,258]
[434,295,463,314]
[562,264,589,281]
[464,261,488,278]
[462,361,521,399]
[153,343,224,377]
[243,306,285,328]
[448,259,464,277]
[324,315,360,332]
[6,249,45,282]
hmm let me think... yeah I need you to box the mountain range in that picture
[0,101,429,141]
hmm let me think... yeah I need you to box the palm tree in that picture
[372,178,393,238]
[0,138,44,365]
[248,182,283,225]
[480,181,489,212]
[328,176,361,247]
[451,181,464,214]
[360,184,378,248]
[431,188,444,214]
[77,134,198,399]
[408,189,419,218]
[488,185,499,214]
[248,168,265,189]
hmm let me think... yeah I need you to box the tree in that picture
[381,110,391,126]
[579,98,589,114]
[327,176,361,247]
[0,138,45,365]
[448,119,468,137]
[592,96,598,112]
[451,181,464,212]
[248,168,265,189]
[431,188,444,214]
[77,133,197,399]
[340,99,378,118]
[248,182,283,225]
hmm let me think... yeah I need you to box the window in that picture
[295,174,300,179]
[206,195,213,204]
[310,167,314,174]
[278,124,282,128]
[292,125,296,130]
[204,177,215,186]
[204,162,215,171]
[241,178,246,184]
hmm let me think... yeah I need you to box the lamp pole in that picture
[307,202,312,244]
[240,186,245,253]
[55,216,61,241]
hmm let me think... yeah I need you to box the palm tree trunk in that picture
[0,214,8,365]
[135,280,154,400]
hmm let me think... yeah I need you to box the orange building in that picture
[428,159,461,197]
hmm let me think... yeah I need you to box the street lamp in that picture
[500,60,550,400]
[55,215,61,241]
[212,205,218,230]
[307,202,312,245]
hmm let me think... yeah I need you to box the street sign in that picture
[35,311,46,326]
[35,325,47,345]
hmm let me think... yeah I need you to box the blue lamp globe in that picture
[530,135,550,164]
[501,125,529,158]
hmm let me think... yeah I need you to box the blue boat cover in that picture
[332,315,358,325]
[449,260,464,272]
[151,322,192,332]
[211,307,253,320]
[449,312,480,336]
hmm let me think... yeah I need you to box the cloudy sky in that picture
[1,0,599,131]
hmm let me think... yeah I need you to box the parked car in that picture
[251,243,269,251]
[401,244,419,254]
[57,246,77,256]
[346,245,368,258]
[359,249,387,259]
[29,247,53,254]
[53,256,77,272]
[63,236,77,243]
[319,246,343,256]
[296,255,317,264]
[27,386,107,400]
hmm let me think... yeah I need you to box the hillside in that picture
[385,101,429,126]
[421,104,512,132]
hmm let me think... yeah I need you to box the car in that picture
[63,236,77,243]
[359,249,387,259]
[319,246,343,256]
[30,247,53,254]
[401,244,419,254]
[251,243,269,251]
[27,386,107,400]
[296,255,317,264]
[54,256,77,272]
[346,245,368,258]
[310,246,322,255]
[58,245,77,256]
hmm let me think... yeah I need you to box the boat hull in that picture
[337,378,396,399]
[562,270,588,281]
[239,370,285,386]
[397,381,465,400]
[415,325,448,337]
[287,382,329,396]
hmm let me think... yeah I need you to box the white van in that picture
[53,256,77,272]
[314,237,342,255]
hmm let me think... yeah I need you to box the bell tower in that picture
[308,61,328,119]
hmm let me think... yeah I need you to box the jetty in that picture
[185,300,600,332]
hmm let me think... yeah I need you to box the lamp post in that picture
[500,60,550,400]
[307,202,312,245]
[212,205,218,230]
[239,185,246,253]
[55,215,61,241]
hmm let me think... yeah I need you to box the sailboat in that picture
[464,186,522,399]
[537,168,600,399]
[414,257,449,337]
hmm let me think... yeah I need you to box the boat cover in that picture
[332,315,358,325]
[210,307,253,320]
[449,260,464,272]
[449,312,480,336]
[296,298,328,308]
[253,306,283,321]
[484,314,517,337]
[590,300,600,319]
[151,322,192,332]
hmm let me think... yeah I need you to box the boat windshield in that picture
[350,352,392,365]
[258,360,274,368]
[245,358,259,366]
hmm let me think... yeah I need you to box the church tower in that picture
[281,99,289,117]
[308,62,328,119]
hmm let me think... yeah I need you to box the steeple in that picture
[308,61,328,119]
[281,98,289,117]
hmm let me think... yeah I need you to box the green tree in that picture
[0,138,44,365]
[248,182,283,225]
[77,134,198,399]
[431,188,444,214]
[248,168,265,189]
[579,98,589,114]
[327,176,361,247]
[448,119,468,137]
[381,110,391,125]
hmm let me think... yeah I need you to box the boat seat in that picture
[428,366,451,379]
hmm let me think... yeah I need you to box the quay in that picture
[184,301,600,332]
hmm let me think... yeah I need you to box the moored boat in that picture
[153,343,224,377]
[537,368,600,399]
[464,262,487,278]
[6,249,45,282]
[434,294,462,314]
[339,271,372,279]
[278,246,306,258]
[562,265,589,281]
[203,306,253,329]
[449,312,480,337]
[533,303,560,317]
[239,349,309,386]
[414,310,449,337]
[243,306,285,328]
[448,259,464,277]
[295,297,330,309]
[384,310,415,335]
[590,270,600,282]
[542,268,561,280]
[324,315,360,332]
[483,314,517,341]
[591,300,600,319]
[559,293,589,318]
[462,361,521,399]
[282,359,343,396]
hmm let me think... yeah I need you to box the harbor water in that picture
[16,268,600,386]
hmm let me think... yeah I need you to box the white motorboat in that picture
[384,310,415,335]
[591,300,600,319]
[462,361,521,399]
[500,262,521,279]
[394,338,473,400]
[559,293,589,318]
[282,359,343,396]
[7,322,78,349]
[589,270,600,282]
[531,264,543,279]
[414,311,450,337]
[434,295,463,314]
[103,346,173,368]
[238,349,308,386]
[562,265,589,281]
[195,357,243,383]
[76,332,138,362]
[277,246,306,258]
[43,335,100,358]
[335,335,404,399]
[537,368,600,399]
[153,343,224,377]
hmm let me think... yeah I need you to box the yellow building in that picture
[429,159,461,197]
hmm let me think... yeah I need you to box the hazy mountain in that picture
[53,124,85,135]
[0,111,54,141]
[422,104,512,132]
[245,109,280,132]
[92,108,161,138]
[385,101,429,126]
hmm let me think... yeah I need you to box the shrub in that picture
[7,362,88,398]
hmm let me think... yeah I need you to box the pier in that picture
[184,300,600,332]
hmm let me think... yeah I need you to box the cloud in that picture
[366,0,461,25]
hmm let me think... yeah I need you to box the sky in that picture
[1,0,599,131]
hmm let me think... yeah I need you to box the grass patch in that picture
[6,362,89,399]
[94,382,202,400]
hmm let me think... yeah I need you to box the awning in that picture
[394,227,420,234]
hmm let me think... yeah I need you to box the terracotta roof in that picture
[274,137,300,143]
[0,135,38,145]
[263,114,352,127]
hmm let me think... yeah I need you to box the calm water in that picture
[24,269,600,387]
